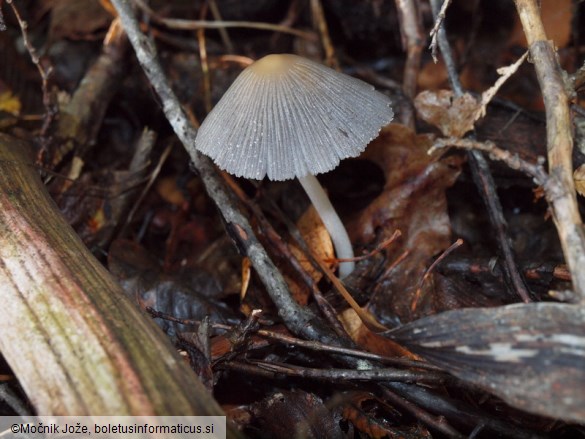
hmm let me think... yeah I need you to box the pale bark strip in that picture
[513,0,585,303]
[0,134,225,417]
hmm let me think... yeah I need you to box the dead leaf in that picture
[386,303,585,423]
[156,176,188,206]
[339,308,414,358]
[108,239,238,336]
[417,58,449,91]
[285,205,334,305]
[291,205,334,281]
[0,90,21,115]
[574,164,585,197]
[47,0,112,41]
[508,0,572,49]
[251,390,343,439]
[350,124,463,323]
[414,90,480,138]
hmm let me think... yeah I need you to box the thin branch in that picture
[513,0,585,304]
[310,0,338,69]
[394,0,425,127]
[381,387,466,438]
[110,0,341,344]
[429,137,549,185]
[6,0,56,160]
[154,315,440,370]
[429,0,532,303]
[428,0,452,63]
[207,0,233,53]
[133,0,316,41]
[220,360,448,384]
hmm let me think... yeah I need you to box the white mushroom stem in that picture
[298,174,355,278]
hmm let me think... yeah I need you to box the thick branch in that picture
[513,0,585,303]
[0,134,224,417]
[110,0,337,342]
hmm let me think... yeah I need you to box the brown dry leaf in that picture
[0,91,21,115]
[240,257,252,301]
[422,54,527,131]
[350,124,463,323]
[414,90,480,138]
[339,308,413,358]
[46,0,112,41]
[508,0,572,49]
[574,164,585,197]
[417,58,449,91]
[156,176,188,206]
[251,390,343,439]
[293,205,334,277]
[286,206,334,305]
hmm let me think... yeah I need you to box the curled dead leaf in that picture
[290,205,334,280]
[286,205,334,305]
[414,90,480,138]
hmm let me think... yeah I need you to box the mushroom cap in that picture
[195,54,393,181]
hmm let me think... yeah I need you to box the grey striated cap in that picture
[195,54,393,181]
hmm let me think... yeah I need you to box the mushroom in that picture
[195,54,393,278]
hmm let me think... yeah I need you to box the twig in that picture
[118,133,168,238]
[428,0,452,63]
[6,0,56,161]
[438,257,571,283]
[336,229,402,263]
[475,51,528,121]
[513,0,585,304]
[312,245,391,333]
[379,249,410,281]
[207,0,233,53]
[133,0,316,41]
[249,328,437,370]
[221,360,448,384]
[196,4,212,114]
[269,0,303,47]
[429,0,532,303]
[310,0,338,69]
[52,18,129,169]
[429,137,549,185]
[394,0,424,127]
[411,238,463,312]
[383,383,544,439]
[569,61,585,92]
[380,386,466,438]
[110,0,341,344]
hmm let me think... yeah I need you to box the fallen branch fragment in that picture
[133,0,315,41]
[0,134,225,417]
[110,0,340,346]
[513,0,585,303]
[221,360,448,384]
[428,0,532,303]
[429,137,548,185]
